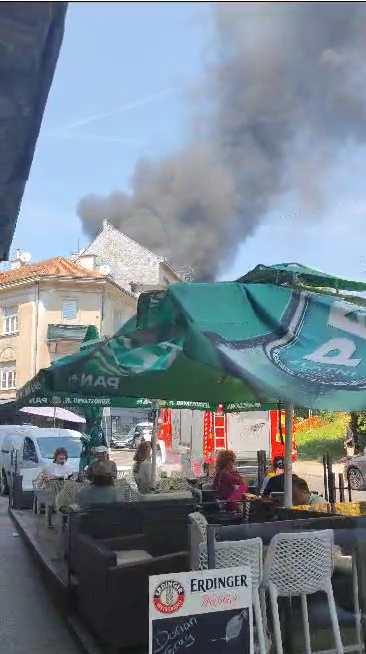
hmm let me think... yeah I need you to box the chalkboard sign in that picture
[149,567,253,654]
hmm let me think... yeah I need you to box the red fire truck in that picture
[158,407,297,477]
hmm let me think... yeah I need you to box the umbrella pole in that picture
[53,406,56,428]
[151,401,159,485]
[284,403,294,508]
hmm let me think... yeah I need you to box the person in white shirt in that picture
[42,447,74,479]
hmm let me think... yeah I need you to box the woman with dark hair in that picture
[212,449,248,502]
[42,447,73,479]
[79,461,118,508]
[133,441,154,493]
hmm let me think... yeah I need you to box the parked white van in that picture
[0,426,83,493]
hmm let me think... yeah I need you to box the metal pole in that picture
[150,401,159,485]
[323,454,329,502]
[330,471,336,505]
[339,473,345,503]
[284,403,294,508]
[327,453,334,503]
[347,471,352,502]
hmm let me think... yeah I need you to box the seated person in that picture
[85,445,117,481]
[212,449,248,502]
[41,447,74,480]
[133,441,154,493]
[292,477,325,506]
[261,457,298,497]
[78,461,119,509]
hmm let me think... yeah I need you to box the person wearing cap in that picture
[85,445,117,481]
[79,461,118,509]
[261,456,298,497]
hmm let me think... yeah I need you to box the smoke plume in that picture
[77,2,366,281]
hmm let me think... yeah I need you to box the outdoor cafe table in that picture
[206,502,366,651]
[292,501,366,517]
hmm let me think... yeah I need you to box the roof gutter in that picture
[0,273,136,298]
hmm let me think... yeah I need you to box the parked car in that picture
[110,432,134,449]
[344,451,366,490]
[0,426,83,494]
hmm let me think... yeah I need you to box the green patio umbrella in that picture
[238,262,366,299]
[16,274,366,412]
[18,274,366,411]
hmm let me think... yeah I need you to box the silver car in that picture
[344,451,366,490]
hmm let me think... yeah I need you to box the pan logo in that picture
[266,295,366,389]
[79,374,119,390]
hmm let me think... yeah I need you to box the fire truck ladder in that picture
[213,411,227,454]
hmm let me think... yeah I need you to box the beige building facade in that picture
[0,256,137,402]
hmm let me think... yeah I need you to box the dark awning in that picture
[47,324,90,343]
[0,2,68,260]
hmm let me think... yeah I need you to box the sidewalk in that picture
[0,498,80,654]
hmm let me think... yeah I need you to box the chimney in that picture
[75,253,97,271]
[11,249,24,270]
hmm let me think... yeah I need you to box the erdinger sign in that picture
[267,295,366,389]
[149,567,253,654]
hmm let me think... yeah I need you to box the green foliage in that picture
[295,408,311,420]
[350,412,366,435]
[296,413,349,461]
[317,411,338,423]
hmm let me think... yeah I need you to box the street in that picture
[0,497,80,654]
[294,460,366,502]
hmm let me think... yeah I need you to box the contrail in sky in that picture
[54,85,185,134]
[45,132,146,146]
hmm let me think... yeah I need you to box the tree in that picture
[350,412,366,452]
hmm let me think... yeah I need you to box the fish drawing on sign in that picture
[210,609,248,644]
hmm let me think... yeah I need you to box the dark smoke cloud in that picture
[77,2,366,281]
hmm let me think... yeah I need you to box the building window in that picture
[62,300,78,322]
[2,306,18,335]
[0,362,16,390]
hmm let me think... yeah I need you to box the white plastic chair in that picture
[262,530,343,654]
[188,512,208,570]
[189,512,207,542]
[197,536,266,654]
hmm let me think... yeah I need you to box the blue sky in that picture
[14,2,366,282]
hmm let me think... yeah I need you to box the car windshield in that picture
[36,437,82,459]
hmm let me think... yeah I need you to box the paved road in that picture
[294,460,366,501]
[0,497,80,654]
